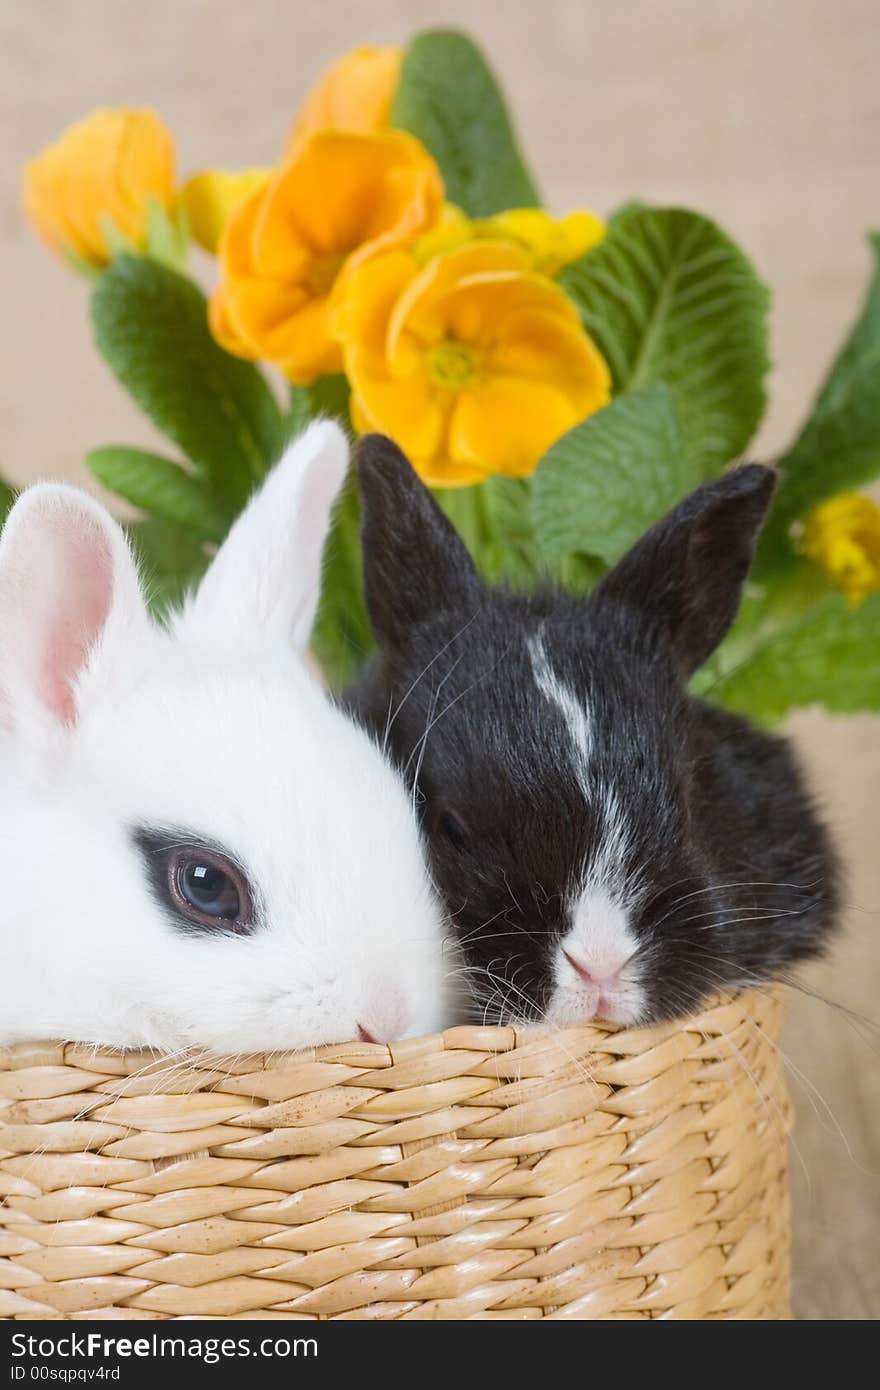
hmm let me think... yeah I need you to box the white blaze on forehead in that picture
[526,632,592,794]
[526,628,645,1021]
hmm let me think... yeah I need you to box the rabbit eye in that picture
[172,852,248,926]
[133,828,256,936]
[433,805,471,852]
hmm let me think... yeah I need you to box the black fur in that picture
[347,434,840,1024]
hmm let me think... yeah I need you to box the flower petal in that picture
[450,376,586,477]
[487,306,611,407]
[355,377,447,461]
[180,167,270,253]
[262,130,442,264]
[288,46,402,149]
[478,207,606,274]
[22,107,175,267]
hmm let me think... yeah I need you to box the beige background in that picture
[1,0,878,1318]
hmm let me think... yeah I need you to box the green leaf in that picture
[560,207,770,475]
[608,199,648,226]
[690,560,832,698]
[759,232,880,564]
[532,383,699,566]
[91,254,282,513]
[392,29,540,216]
[143,198,189,271]
[310,470,373,688]
[707,592,880,721]
[88,446,231,543]
[0,476,15,523]
[434,482,489,561]
[273,377,353,459]
[99,215,136,260]
[282,385,313,440]
[479,476,545,586]
[306,374,351,427]
[126,517,210,615]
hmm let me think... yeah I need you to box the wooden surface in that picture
[1,0,878,1318]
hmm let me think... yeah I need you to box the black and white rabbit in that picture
[348,433,839,1027]
[0,422,450,1052]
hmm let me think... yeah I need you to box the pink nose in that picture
[563,948,618,988]
[356,990,408,1044]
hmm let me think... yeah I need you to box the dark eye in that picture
[433,806,471,852]
[169,850,253,933]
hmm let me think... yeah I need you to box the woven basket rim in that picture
[0,986,791,1320]
[0,986,775,1073]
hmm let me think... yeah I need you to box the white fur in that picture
[526,632,592,795]
[550,793,646,1025]
[527,631,644,1024]
[0,422,449,1053]
[550,884,644,1026]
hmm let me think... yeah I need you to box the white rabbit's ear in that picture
[177,420,348,652]
[0,484,148,731]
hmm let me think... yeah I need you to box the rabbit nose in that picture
[356,1018,402,1045]
[357,989,408,1043]
[563,945,635,987]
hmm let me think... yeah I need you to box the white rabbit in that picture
[0,421,450,1053]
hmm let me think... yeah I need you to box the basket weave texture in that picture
[0,989,791,1320]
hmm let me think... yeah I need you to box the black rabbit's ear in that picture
[593,464,776,677]
[357,434,482,652]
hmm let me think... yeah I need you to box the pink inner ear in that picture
[27,516,114,725]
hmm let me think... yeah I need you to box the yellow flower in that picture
[288,45,402,150]
[179,168,271,254]
[335,241,611,486]
[801,493,880,606]
[415,205,605,275]
[475,207,605,275]
[209,129,444,385]
[22,107,175,268]
[413,203,473,263]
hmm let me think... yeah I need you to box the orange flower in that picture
[210,130,444,384]
[335,242,611,485]
[22,107,175,268]
[288,46,402,149]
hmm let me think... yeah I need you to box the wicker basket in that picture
[0,989,791,1320]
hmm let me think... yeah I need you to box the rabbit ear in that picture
[357,433,482,653]
[177,420,348,652]
[592,464,777,677]
[0,483,148,731]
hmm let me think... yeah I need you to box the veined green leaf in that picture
[126,517,210,614]
[561,207,770,475]
[91,254,282,514]
[759,232,880,568]
[479,476,544,586]
[707,591,880,721]
[393,29,540,216]
[88,446,232,542]
[532,383,700,565]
